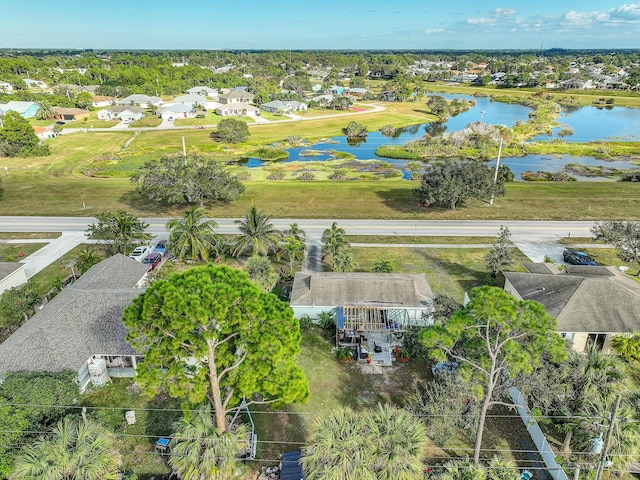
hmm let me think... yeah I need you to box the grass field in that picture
[0,243,46,260]
[1,176,639,220]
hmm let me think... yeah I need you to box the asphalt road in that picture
[0,216,596,239]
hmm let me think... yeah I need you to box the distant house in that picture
[0,262,27,295]
[0,254,150,390]
[215,103,260,117]
[186,86,219,97]
[311,83,323,93]
[218,91,255,105]
[377,91,396,102]
[261,100,308,114]
[309,94,333,106]
[172,94,208,110]
[0,81,13,93]
[159,103,197,120]
[330,86,345,95]
[0,101,40,118]
[116,94,162,108]
[51,107,90,121]
[91,95,115,107]
[504,263,640,354]
[97,105,144,122]
[33,125,55,140]
[23,78,47,89]
[346,87,369,98]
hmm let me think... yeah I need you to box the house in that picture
[33,125,55,140]
[330,86,345,95]
[97,105,144,122]
[346,87,369,98]
[377,91,396,102]
[0,81,13,93]
[116,94,162,108]
[91,95,115,107]
[215,103,260,117]
[159,103,197,120]
[51,107,90,122]
[0,262,27,295]
[23,78,47,89]
[172,94,208,110]
[311,83,323,93]
[0,101,40,118]
[0,255,150,390]
[261,100,308,114]
[290,272,433,364]
[309,94,334,106]
[186,86,218,97]
[218,91,255,104]
[503,262,640,354]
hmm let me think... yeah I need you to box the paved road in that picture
[0,217,597,239]
[1,217,600,276]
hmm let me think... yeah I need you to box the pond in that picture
[532,105,640,142]
[240,92,640,180]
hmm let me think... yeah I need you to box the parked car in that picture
[152,240,167,256]
[55,120,65,125]
[142,252,162,270]
[129,246,150,262]
[563,249,597,266]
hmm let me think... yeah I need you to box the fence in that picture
[509,386,569,480]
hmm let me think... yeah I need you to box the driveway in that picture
[110,120,131,130]
[159,117,176,129]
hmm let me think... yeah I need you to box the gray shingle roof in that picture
[290,272,433,308]
[0,254,148,377]
[504,265,640,333]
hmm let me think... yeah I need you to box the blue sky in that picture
[2,0,640,50]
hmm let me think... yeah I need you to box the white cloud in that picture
[425,28,445,34]
[467,7,517,26]
[467,17,495,25]
[608,1,640,20]
[492,8,517,17]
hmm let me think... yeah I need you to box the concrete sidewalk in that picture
[19,232,91,278]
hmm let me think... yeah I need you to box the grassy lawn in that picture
[0,243,46,261]
[346,235,497,244]
[173,115,214,126]
[351,246,531,301]
[0,232,60,239]
[1,176,640,220]
[130,116,162,128]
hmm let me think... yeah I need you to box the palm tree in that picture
[284,223,306,242]
[331,251,355,272]
[303,406,427,480]
[167,207,219,262]
[36,100,53,120]
[11,416,121,480]
[75,247,101,274]
[232,206,281,258]
[321,221,347,264]
[246,255,278,291]
[281,236,306,272]
[169,405,249,480]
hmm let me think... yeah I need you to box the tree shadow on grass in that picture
[412,248,502,294]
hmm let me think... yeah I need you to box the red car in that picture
[142,253,162,270]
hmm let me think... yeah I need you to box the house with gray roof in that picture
[97,105,144,121]
[215,103,260,117]
[187,86,218,97]
[116,94,162,108]
[0,262,27,295]
[0,254,150,390]
[218,90,254,104]
[159,103,197,120]
[261,100,308,114]
[290,272,434,365]
[504,262,640,353]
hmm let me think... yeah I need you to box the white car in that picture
[129,246,150,262]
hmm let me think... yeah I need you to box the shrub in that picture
[328,169,348,181]
[266,171,286,180]
[235,171,252,181]
[297,171,315,181]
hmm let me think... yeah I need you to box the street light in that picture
[480,110,485,123]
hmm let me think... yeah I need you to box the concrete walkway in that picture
[19,232,91,278]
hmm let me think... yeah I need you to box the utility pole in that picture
[594,393,623,480]
[489,137,503,205]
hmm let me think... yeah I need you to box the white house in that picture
[218,91,255,104]
[97,105,144,122]
[261,100,308,114]
[159,104,196,120]
[0,81,13,93]
[215,104,260,117]
[171,94,208,110]
[116,94,162,108]
[23,78,48,89]
[0,262,27,295]
[187,86,218,97]
[91,95,115,107]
